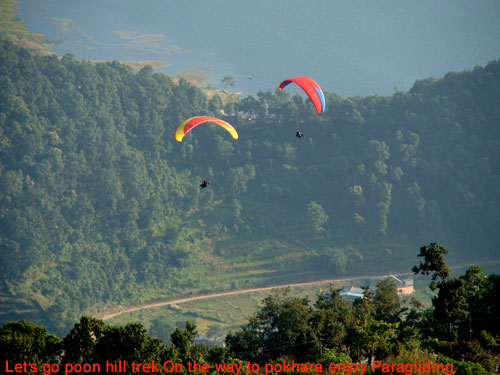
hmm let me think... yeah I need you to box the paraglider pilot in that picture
[296,130,304,138]
[200,180,210,189]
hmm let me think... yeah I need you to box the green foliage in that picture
[226,288,318,363]
[319,246,361,275]
[1,38,500,337]
[1,254,499,374]
[225,252,500,369]
[435,354,491,375]
[432,278,468,338]
[311,287,349,353]
[412,243,450,291]
[170,321,200,366]
[352,319,398,363]
[306,201,328,239]
[318,349,351,375]
[0,320,59,374]
[61,316,104,364]
[373,278,401,323]
[0,0,51,53]
[92,323,166,374]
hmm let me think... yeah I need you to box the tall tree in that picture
[0,321,60,373]
[412,242,450,291]
[306,201,328,240]
[61,316,105,364]
[373,278,401,323]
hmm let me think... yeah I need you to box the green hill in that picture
[1,37,499,334]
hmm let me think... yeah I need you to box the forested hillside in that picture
[1,38,499,333]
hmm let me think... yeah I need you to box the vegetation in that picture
[0,0,51,53]
[1,250,499,374]
[1,37,500,336]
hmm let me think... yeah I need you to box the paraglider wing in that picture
[278,76,325,115]
[175,116,239,142]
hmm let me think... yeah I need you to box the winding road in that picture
[95,272,409,320]
[94,258,500,321]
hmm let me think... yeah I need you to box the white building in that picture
[340,286,364,300]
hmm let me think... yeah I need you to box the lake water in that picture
[18,0,500,97]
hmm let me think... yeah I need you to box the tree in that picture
[225,317,263,363]
[318,349,351,375]
[257,288,317,361]
[227,288,317,362]
[208,94,223,114]
[0,320,60,373]
[170,321,199,366]
[312,288,349,353]
[238,95,261,116]
[61,316,105,364]
[460,265,488,306]
[222,76,236,90]
[412,242,450,291]
[139,65,154,76]
[373,278,401,323]
[366,140,390,175]
[352,320,397,363]
[432,278,468,341]
[306,201,328,239]
[320,246,362,275]
[93,323,165,373]
[227,165,256,198]
[481,274,500,338]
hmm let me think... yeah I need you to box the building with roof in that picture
[340,286,364,300]
[389,275,414,295]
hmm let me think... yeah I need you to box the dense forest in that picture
[2,249,500,374]
[0,38,499,334]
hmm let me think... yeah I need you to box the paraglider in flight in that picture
[175,116,239,142]
[200,179,210,189]
[278,76,325,115]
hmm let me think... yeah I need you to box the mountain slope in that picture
[1,39,499,333]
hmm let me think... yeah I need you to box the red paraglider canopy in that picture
[279,76,325,115]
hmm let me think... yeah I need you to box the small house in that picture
[389,275,414,295]
[340,286,364,300]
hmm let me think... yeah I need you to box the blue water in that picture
[18,0,500,97]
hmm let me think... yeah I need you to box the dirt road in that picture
[95,272,408,320]
[94,258,500,321]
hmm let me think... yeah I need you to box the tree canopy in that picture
[2,248,498,375]
[0,38,499,336]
